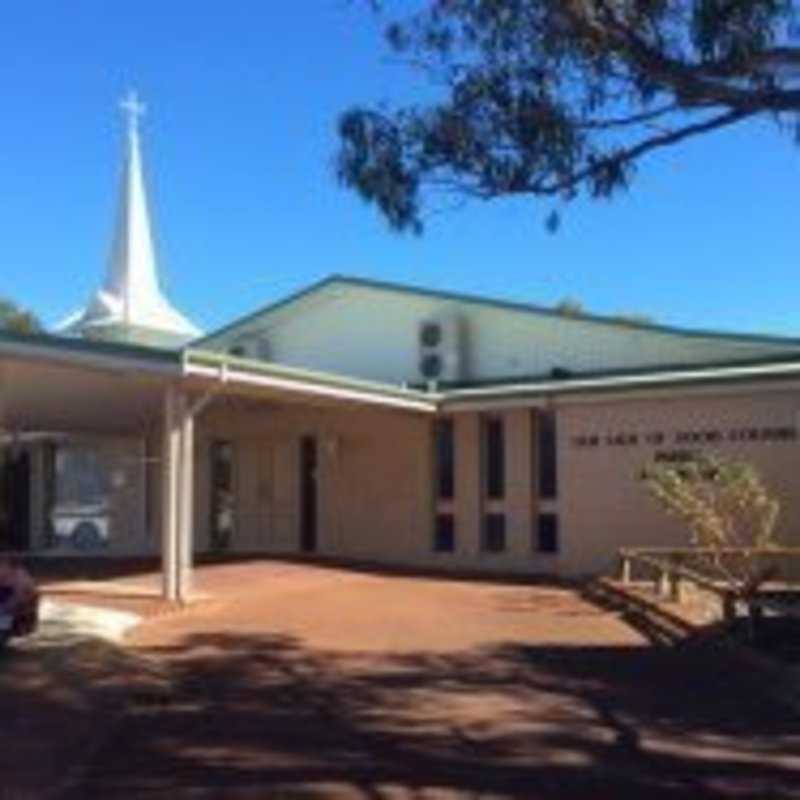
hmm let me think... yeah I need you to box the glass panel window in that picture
[210,440,235,551]
[536,513,559,554]
[482,513,506,553]
[50,445,112,552]
[484,417,505,500]
[433,513,455,553]
[54,447,110,508]
[537,410,558,500]
[434,419,455,501]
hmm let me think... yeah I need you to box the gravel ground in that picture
[58,561,800,800]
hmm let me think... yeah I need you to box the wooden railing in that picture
[618,547,800,621]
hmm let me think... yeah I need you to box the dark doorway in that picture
[299,436,317,553]
[1,451,32,551]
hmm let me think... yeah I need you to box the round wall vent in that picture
[420,353,443,378]
[419,322,443,348]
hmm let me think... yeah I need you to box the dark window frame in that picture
[484,416,505,500]
[433,513,456,553]
[536,513,559,554]
[482,513,506,553]
[434,418,455,501]
[537,410,558,500]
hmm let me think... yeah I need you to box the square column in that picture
[161,386,180,601]
[177,393,195,602]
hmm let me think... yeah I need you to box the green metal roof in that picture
[3,326,800,412]
[195,274,800,348]
[429,350,800,391]
[187,346,800,410]
[0,327,181,364]
[440,358,800,406]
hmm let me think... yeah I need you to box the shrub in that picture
[641,454,780,600]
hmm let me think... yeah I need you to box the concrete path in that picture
[36,598,141,643]
[63,562,800,799]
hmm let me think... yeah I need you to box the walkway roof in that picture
[3,329,800,429]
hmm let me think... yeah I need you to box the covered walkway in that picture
[0,329,436,603]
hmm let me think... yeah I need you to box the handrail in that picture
[620,546,800,557]
[617,546,800,620]
[629,552,729,596]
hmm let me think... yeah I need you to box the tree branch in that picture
[576,102,680,130]
[567,1,800,112]
[535,107,755,196]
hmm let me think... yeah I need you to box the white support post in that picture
[177,392,195,603]
[161,386,180,602]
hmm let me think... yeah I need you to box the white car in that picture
[51,505,110,551]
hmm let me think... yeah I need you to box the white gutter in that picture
[184,360,438,413]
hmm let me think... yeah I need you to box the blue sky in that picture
[1,1,798,337]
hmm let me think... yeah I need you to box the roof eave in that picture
[440,360,800,410]
[0,330,181,375]
[184,348,439,413]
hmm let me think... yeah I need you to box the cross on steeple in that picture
[120,89,146,135]
[62,92,200,345]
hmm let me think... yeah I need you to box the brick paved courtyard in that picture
[37,561,800,798]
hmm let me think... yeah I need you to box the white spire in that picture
[66,91,200,346]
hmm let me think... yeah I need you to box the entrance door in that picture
[299,436,317,553]
[1,452,31,551]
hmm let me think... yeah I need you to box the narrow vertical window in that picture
[482,513,506,553]
[434,418,455,500]
[538,410,558,499]
[300,436,318,553]
[484,417,505,500]
[434,513,456,552]
[210,440,235,551]
[536,513,559,554]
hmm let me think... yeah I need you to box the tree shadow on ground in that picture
[0,630,166,798]
[71,631,800,799]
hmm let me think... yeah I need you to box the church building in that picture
[2,95,800,599]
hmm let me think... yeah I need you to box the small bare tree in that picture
[641,454,781,617]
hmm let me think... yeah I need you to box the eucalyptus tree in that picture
[338,1,800,232]
[0,298,42,334]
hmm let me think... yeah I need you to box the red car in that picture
[0,555,39,647]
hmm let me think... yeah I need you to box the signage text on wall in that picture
[572,426,798,449]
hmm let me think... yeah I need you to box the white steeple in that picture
[66,91,200,346]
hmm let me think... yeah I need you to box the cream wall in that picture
[29,386,798,580]
[203,282,800,386]
[193,401,558,575]
[558,390,800,575]
[194,401,435,563]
